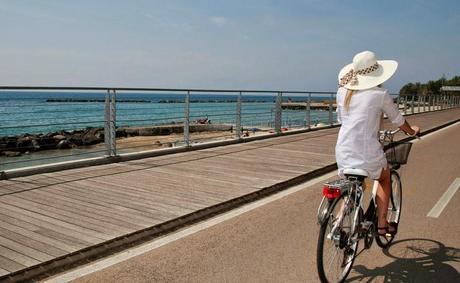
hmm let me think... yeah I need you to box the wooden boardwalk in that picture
[0,108,459,280]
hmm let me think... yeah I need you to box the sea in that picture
[0,91,337,137]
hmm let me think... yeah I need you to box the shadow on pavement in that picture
[347,238,460,283]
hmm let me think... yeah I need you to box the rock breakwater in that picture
[0,124,233,157]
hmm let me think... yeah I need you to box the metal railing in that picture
[1,86,459,174]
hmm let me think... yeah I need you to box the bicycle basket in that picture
[385,142,412,165]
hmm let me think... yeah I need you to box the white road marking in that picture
[427,178,460,218]
[43,171,337,283]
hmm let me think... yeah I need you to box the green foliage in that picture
[399,75,460,96]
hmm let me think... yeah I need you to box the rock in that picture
[139,128,155,136]
[53,135,67,140]
[16,136,34,152]
[81,128,104,145]
[159,128,172,135]
[37,136,58,150]
[3,151,21,157]
[57,140,71,149]
[116,129,127,137]
[31,139,41,150]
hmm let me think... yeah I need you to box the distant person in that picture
[335,51,420,235]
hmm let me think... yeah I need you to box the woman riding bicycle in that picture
[335,51,420,236]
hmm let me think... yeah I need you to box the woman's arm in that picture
[381,91,420,136]
[399,120,420,136]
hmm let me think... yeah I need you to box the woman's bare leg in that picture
[376,167,392,231]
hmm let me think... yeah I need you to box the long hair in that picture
[344,89,354,112]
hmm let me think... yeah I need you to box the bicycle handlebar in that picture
[379,128,420,142]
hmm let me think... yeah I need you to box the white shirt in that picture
[335,87,405,179]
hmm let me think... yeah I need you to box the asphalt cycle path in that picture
[47,121,460,283]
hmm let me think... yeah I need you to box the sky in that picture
[0,0,459,93]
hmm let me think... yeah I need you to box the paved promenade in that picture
[0,108,459,281]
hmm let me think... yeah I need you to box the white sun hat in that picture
[338,51,398,90]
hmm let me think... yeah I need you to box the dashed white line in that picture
[427,178,460,218]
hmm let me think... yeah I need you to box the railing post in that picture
[104,90,111,156]
[236,92,242,139]
[411,95,415,114]
[417,95,421,113]
[403,96,407,115]
[329,93,333,126]
[274,92,282,134]
[110,90,117,156]
[104,89,117,157]
[305,92,311,129]
[184,91,190,147]
[423,95,426,112]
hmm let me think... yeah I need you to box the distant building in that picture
[440,86,460,92]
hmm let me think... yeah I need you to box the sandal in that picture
[377,222,398,236]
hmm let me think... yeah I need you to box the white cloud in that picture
[210,16,227,26]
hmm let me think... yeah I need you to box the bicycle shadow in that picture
[346,238,460,283]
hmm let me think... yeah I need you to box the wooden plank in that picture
[88,172,229,202]
[24,188,158,227]
[57,180,197,219]
[102,169,246,201]
[0,245,40,267]
[0,236,54,262]
[0,205,107,245]
[1,195,132,236]
[0,267,9,277]
[0,219,81,252]
[14,191,145,231]
[0,255,25,273]
[0,227,67,258]
[180,158,287,182]
[156,163,271,187]
[84,177,219,210]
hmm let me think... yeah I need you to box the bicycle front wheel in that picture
[317,194,359,283]
[376,170,402,248]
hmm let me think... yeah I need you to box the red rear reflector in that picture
[323,186,341,199]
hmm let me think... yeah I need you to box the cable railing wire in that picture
[0,120,105,130]
[0,149,108,165]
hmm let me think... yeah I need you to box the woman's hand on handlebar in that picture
[410,125,421,137]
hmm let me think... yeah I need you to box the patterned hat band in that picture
[339,62,379,87]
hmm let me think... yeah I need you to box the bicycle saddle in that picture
[343,168,369,178]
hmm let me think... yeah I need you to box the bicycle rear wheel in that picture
[317,194,359,283]
[376,170,402,248]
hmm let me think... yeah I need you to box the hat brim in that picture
[338,60,398,90]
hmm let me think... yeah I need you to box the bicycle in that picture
[315,129,414,283]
